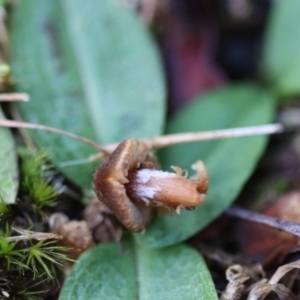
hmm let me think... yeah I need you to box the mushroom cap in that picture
[93,138,153,232]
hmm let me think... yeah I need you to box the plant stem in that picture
[0,119,108,153]
[0,119,283,162]
[92,123,283,159]
[7,227,62,242]
[0,93,29,102]
[226,206,300,238]
[143,123,283,149]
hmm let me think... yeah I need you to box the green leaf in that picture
[138,83,276,248]
[9,0,165,188]
[59,239,218,300]
[0,108,18,204]
[262,0,300,97]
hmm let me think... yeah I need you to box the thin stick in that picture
[0,93,29,102]
[0,120,283,163]
[7,227,62,242]
[144,123,283,149]
[0,7,10,60]
[58,157,97,167]
[91,123,283,160]
[8,103,37,151]
[0,119,108,153]
[226,206,300,238]
[140,0,158,25]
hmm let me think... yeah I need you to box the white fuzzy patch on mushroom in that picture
[136,169,176,183]
[132,169,175,204]
[134,185,160,205]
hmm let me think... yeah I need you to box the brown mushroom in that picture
[49,213,94,259]
[93,138,208,232]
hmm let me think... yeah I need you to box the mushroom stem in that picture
[125,167,207,210]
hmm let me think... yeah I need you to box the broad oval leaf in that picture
[0,108,18,204]
[262,0,300,97]
[9,0,165,188]
[138,83,276,248]
[59,239,218,300]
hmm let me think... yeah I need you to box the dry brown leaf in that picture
[269,260,300,284]
[247,282,297,300]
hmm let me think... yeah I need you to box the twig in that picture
[90,123,283,160]
[0,93,29,102]
[0,119,108,153]
[0,119,283,163]
[143,123,283,149]
[8,104,37,151]
[0,6,9,60]
[58,157,99,167]
[7,227,62,242]
[139,0,157,24]
[226,206,300,238]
